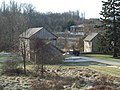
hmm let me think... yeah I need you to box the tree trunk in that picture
[23,57,26,75]
[41,64,44,78]
[113,2,117,57]
[23,41,26,75]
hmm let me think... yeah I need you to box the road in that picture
[64,56,120,66]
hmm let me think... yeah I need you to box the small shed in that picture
[83,33,99,53]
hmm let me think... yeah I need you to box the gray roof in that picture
[70,24,84,28]
[84,33,98,41]
[19,27,43,38]
[19,27,57,39]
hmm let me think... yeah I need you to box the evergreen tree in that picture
[100,0,120,57]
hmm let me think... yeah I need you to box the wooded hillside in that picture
[0,0,99,51]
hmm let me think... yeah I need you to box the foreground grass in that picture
[1,60,120,78]
[0,56,8,63]
[0,52,120,78]
[57,65,120,77]
[83,54,120,62]
[42,64,120,77]
[0,58,120,78]
[1,64,120,90]
[63,61,109,66]
[88,65,120,77]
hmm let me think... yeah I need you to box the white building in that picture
[84,33,99,53]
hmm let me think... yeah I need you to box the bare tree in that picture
[0,1,28,51]
[31,37,63,78]
[31,38,46,77]
[19,38,29,75]
[76,37,84,52]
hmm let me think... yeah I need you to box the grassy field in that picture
[0,52,120,77]
[1,64,120,90]
[0,56,8,63]
[62,61,109,66]
[83,54,120,62]
[0,56,9,68]
[88,65,120,77]
[0,53,120,90]
[44,64,120,77]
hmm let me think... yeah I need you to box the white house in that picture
[84,33,99,53]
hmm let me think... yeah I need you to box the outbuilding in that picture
[19,27,63,63]
[84,33,99,53]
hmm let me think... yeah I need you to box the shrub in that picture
[88,85,116,90]
[0,85,3,90]
[1,59,23,75]
[30,80,50,90]
[30,80,65,90]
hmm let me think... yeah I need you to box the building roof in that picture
[70,24,84,28]
[19,27,43,38]
[84,33,98,41]
[19,27,57,39]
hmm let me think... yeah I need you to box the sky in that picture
[0,0,103,19]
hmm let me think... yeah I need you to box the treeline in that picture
[0,0,84,51]
[99,0,120,57]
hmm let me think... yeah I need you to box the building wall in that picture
[84,35,99,53]
[92,36,99,52]
[84,41,92,52]
[32,28,57,45]
[20,28,58,61]
[19,38,30,60]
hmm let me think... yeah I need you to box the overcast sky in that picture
[0,0,104,19]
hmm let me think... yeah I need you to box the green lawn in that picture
[62,61,109,66]
[44,65,120,77]
[88,65,120,77]
[62,62,120,77]
[83,54,120,62]
[0,56,9,63]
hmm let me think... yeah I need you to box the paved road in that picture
[64,56,120,66]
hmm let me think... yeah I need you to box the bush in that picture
[88,85,116,90]
[30,80,65,90]
[0,85,3,90]
[30,80,50,90]
[1,59,23,75]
